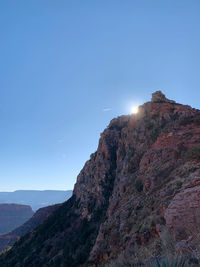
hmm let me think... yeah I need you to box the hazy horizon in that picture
[1,1,200,191]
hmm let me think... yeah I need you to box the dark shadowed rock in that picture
[0,204,60,253]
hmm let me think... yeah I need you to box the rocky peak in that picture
[1,92,200,266]
[151,90,176,104]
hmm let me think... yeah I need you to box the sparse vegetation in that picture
[135,179,143,192]
[151,256,198,267]
[181,147,200,160]
[176,181,182,189]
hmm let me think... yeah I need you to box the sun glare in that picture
[131,106,139,114]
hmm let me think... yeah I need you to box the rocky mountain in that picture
[0,190,72,211]
[0,204,60,253]
[1,91,200,266]
[0,204,34,235]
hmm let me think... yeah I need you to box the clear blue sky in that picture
[0,1,200,191]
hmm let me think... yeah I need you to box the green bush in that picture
[182,147,200,160]
[135,179,143,192]
[176,181,182,189]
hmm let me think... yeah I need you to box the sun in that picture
[131,106,139,114]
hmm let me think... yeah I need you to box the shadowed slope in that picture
[0,204,60,253]
[0,204,34,235]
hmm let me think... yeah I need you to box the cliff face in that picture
[1,91,200,266]
[0,204,34,235]
[0,204,60,253]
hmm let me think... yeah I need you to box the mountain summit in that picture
[151,90,176,104]
[1,92,200,266]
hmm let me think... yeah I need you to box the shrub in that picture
[135,179,143,192]
[182,147,200,160]
[151,256,189,267]
[176,181,182,189]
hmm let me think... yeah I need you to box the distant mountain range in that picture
[0,190,72,211]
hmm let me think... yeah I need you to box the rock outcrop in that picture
[0,204,34,235]
[151,90,176,103]
[1,91,200,266]
[165,170,200,240]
